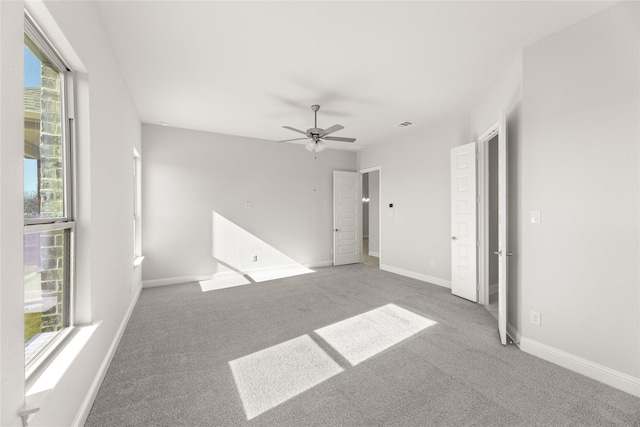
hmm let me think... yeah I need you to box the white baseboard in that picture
[145,261,334,289]
[305,260,333,268]
[72,282,143,427]
[369,251,380,257]
[380,264,451,289]
[520,337,640,398]
[143,274,213,288]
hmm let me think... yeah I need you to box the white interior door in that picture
[333,171,361,266]
[497,112,509,345]
[450,142,478,302]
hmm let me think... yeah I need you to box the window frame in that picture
[24,14,73,225]
[133,149,141,256]
[23,12,77,375]
[133,148,144,268]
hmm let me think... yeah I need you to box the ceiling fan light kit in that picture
[281,104,356,153]
[306,140,327,153]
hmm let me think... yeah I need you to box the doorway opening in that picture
[477,112,510,345]
[483,135,499,319]
[360,167,381,268]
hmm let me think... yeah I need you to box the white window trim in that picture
[23,10,77,378]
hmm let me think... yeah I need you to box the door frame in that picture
[477,120,500,305]
[359,166,382,265]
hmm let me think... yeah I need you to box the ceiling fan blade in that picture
[319,124,344,137]
[283,126,308,135]
[279,137,309,142]
[323,136,356,143]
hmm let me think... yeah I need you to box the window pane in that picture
[24,34,65,220]
[24,228,70,364]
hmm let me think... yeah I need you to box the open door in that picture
[450,142,478,302]
[476,112,510,345]
[497,112,509,345]
[333,171,361,266]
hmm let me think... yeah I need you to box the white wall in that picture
[0,1,143,425]
[358,117,470,287]
[141,124,357,284]
[0,2,28,425]
[519,1,639,379]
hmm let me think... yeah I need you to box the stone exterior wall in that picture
[39,65,64,218]
[38,64,65,333]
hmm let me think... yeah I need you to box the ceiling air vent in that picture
[397,121,413,127]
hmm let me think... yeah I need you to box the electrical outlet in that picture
[531,211,541,224]
[530,311,541,326]
[252,255,258,262]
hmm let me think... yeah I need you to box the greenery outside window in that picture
[23,14,75,370]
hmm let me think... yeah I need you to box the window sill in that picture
[133,256,145,268]
[25,327,74,381]
[20,322,101,426]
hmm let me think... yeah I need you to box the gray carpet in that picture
[85,264,640,426]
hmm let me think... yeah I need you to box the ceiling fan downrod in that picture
[311,104,320,129]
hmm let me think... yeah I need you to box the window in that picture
[133,148,143,267]
[23,14,75,369]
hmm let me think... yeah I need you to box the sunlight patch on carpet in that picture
[314,303,437,366]
[199,273,250,292]
[247,265,315,283]
[229,334,343,420]
[200,265,315,292]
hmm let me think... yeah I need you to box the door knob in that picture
[451,236,457,241]
[334,229,340,232]
[494,250,513,257]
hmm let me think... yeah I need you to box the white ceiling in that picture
[95,1,614,150]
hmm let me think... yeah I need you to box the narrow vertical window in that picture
[23,15,75,368]
[133,148,143,267]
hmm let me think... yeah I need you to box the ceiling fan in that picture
[280,105,356,152]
